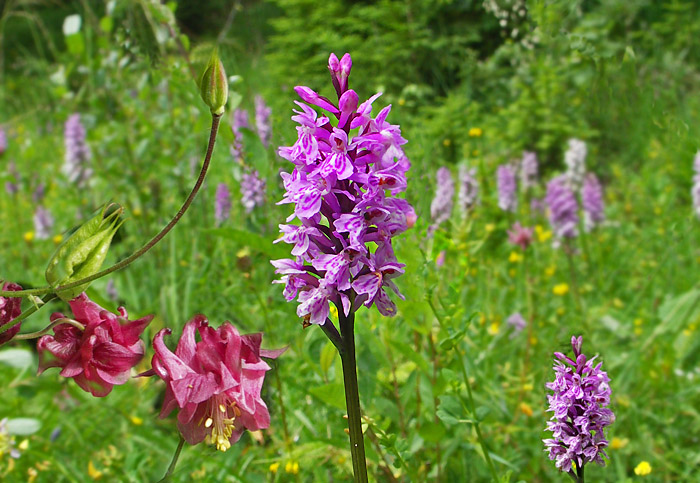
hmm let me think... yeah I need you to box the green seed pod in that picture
[199,50,228,116]
[45,205,124,301]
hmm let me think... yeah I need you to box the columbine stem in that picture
[14,317,84,340]
[338,310,368,483]
[0,114,222,299]
[158,436,186,483]
[0,294,57,336]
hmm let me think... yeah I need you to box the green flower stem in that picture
[0,114,222,299]
[338,310,368,483]
[14,317,85,340]
[567,464,584,483]
[456,347,499,482]
[158,436,186,483]
[321,317,343,353]
[0,294,57,336]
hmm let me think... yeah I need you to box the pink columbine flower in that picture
[507,222,534,250]
[0,282,23,345]
[37,293,153,397]
[149,316,284,452]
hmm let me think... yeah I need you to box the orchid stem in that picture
[338,310,368,483]
[14,317,85,340]
[0,114,222,299]
[320,317,343,353]
[158,436,186,483]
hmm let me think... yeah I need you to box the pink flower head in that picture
[37,293,153,397]
[507,222,534,250]
[150,316,284,451]
[0,282,23,345]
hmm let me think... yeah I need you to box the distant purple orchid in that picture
[241,170,266,213]
[564,139,587,191]
[497,164,517,212]
[582,174,604,232]
[520,151,538,189]
[0,127,6,156]
[430,166,454,229]
[273,52,415,323]
[544,336,614,478]
[33,206,54,240]
[545,175,579,243]
[692,152,700,219]
[458,164,479,214]
[255,95,272,148]
[230,109,250,162]
[63,114,92,186]
[505,312,526,337]
[215,183,232,225]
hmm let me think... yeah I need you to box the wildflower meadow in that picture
[2,1,700,482]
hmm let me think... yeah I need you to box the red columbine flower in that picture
[37,293,153,397]
[150,316,284,452]
[0,282,23,345]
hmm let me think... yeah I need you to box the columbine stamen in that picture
[203,395,239,452]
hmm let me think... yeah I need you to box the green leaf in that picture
[475,405,490,422]
[5,418,41,436]
[436,395,463,426]
[319,341,337,377]
[418,422,446,443]
[0,348,34,369]
[308,383,346,411]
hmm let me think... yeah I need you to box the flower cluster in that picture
[545,175,579,243]
[582,174,604,232]
[273,52,415,323]
[520,151,538,190]
[63,113,93,186]
[544,336,614,474]
[430,166,455,229]
[33,206,54,240]
[497,164,517,212]
[37,293,153,397]
[692,151,700,219]
[149,316,283,451]
[215,183,232,225]
[564,138,587,191]
[255,95,272,148]
[241,169,266,213]
[458,164,479,213]
[230,109,250,162]
[0,282,23,345]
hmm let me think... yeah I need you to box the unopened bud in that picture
[45,205,124,301]
[199,50,228,116]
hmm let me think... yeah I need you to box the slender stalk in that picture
[338,311,368,483]
[321,317,343,353]
[0,294,57,336]
[158,436,186,483]
[14,318,85,340]
[0,114,222,298]
[457,348,499,481]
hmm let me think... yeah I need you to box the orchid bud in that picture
[45,205,124,301]
[199,50,228,116]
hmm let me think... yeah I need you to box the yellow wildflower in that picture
[613,298,624,308]
[610,437,629,450]
[132,207,142,217]
[552,283,569,296]
[485,223,495,233]
[27,468,38,483]
[53,234,63,245]
[130,416,143,426]
[88,461,103,480]
[398,98,406,106]
[544,265,556,277]
[508,251,523,263]
[23,231,34,243]
[442,138,451,147]
[285,461,300,475]
[535,225,552,243]
[468,127,483,137]
[634,461,652,476]
[529,335,538,346]
[519,402,533,417]
[269,462,280,474]
[487,322,500,335]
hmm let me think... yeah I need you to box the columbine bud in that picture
[45,206,124,301]
[199,50,228,116]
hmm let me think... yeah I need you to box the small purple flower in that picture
[255,95,272,148]
[430,167,455,227]
[5,161,19,195]
[230,109,250,161]
[520,151,538,189]
[105,280,119,302]
[582,174,604,232]
[692,151,700,219]
[33,206,54,240]
[273,53,413,323]
[32,182,46,203]
[544,336,614,476]
[63,114,92,186]
[506,312,526,336]
[0,127,6,156]
[458,164,479,214]
[497,164,517,212]
[215,183,232,225]
[564,139,587,191]
[545,175,579,243]
[241,170,266,213]
[507,222,533,250]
